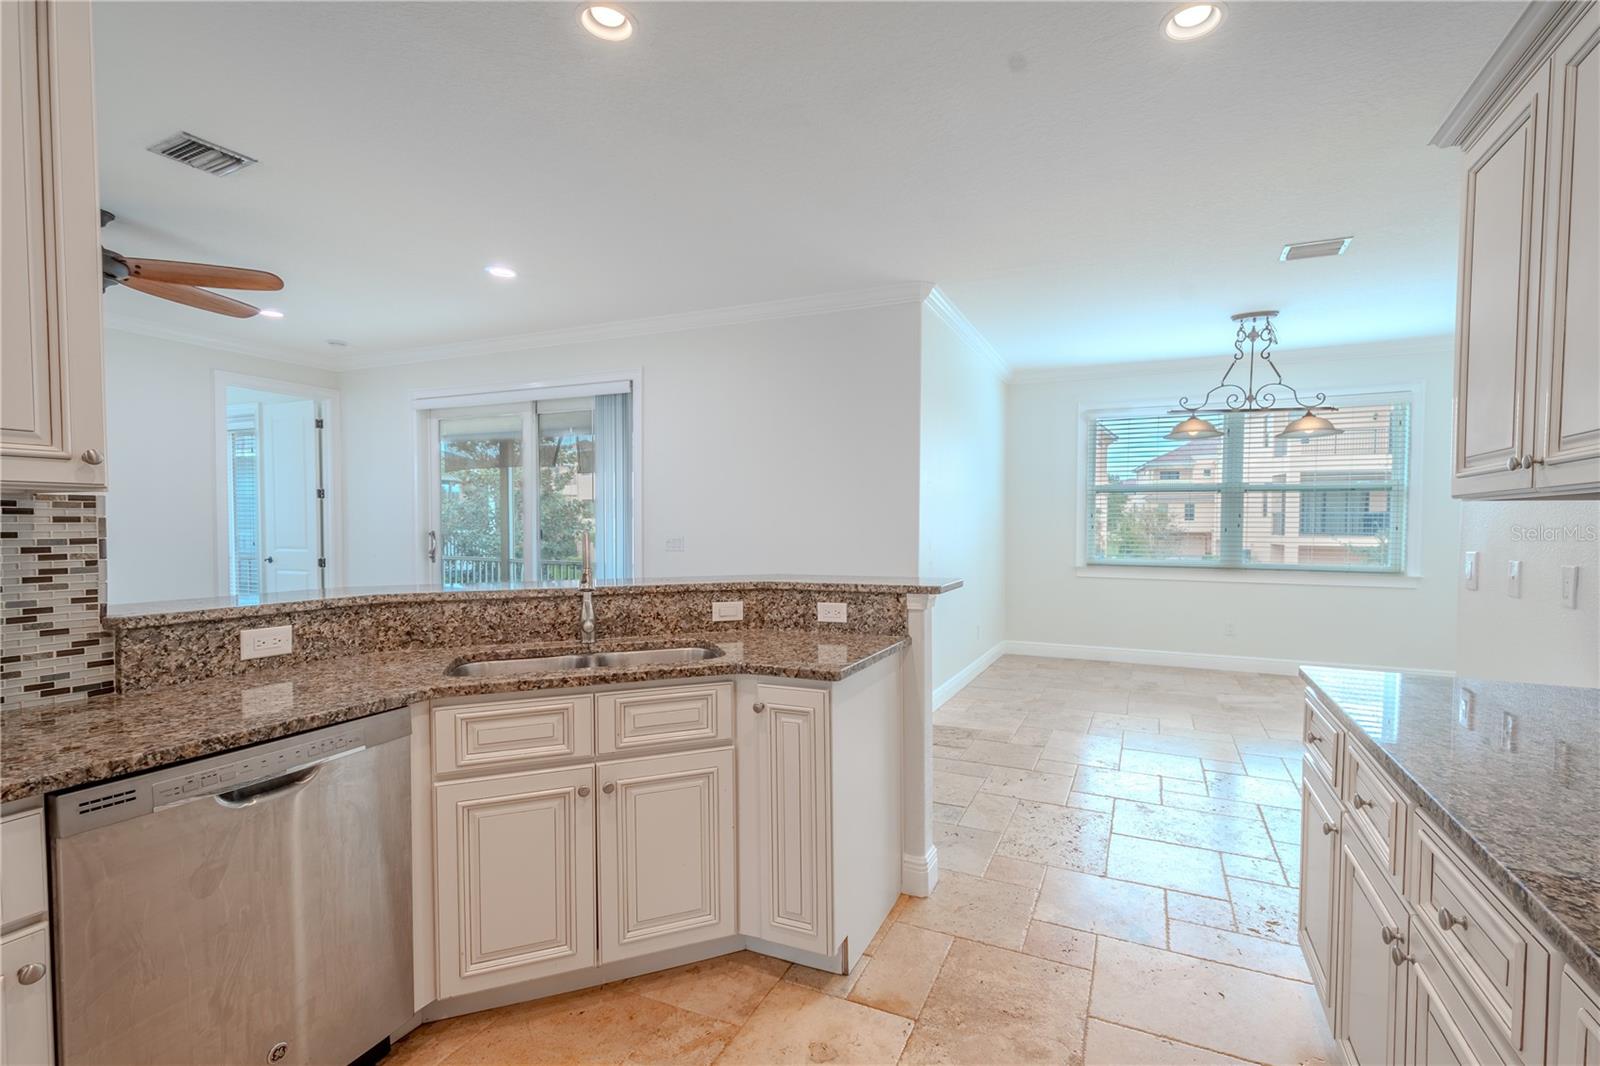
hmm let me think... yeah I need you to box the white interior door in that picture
[260,398,321,594]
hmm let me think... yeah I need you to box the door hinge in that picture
[314,417,325,429]
[316,488,326,499]
[317,558,327,568]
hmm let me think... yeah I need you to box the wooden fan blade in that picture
[122,278,260,318]
[123,258,283,291]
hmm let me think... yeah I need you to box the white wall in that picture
[337,302,924,586]
[1005,337,1462,673]
[919,304,1007,694]
[1456,499,1600,687]
[103,329,338,605]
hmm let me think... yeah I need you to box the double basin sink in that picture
[449,645,723,678]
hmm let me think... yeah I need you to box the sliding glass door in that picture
[424,388,632,587]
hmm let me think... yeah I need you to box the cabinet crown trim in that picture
[1434,0,1596,148]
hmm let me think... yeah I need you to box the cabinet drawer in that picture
[596,683,731,755]
[1558,968,1600,1066]
[1412,818,1550,1063]
[1,921,55,1066]
[1,809,47,931]
[1303,689,1344,788]
[434,694,594,773]
[1342,742,1406,885]
[1408,918,1516,1066]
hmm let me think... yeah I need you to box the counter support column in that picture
[901,593,937,896]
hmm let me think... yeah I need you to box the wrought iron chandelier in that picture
[1167,310,1342,440]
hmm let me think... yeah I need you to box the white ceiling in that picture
[92,1,1521,369]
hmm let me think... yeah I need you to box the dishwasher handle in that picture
[214,764,322,808]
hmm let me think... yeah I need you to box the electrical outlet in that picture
[1223,622,1236,638]
[817,602,848,623]
[1561,565,1579,609]
[240,624,293,660]
[1463,550,1479,591]
[1507,559,1521,598]
[711,599,744,622]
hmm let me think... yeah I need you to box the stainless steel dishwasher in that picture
[49,708,413,1066]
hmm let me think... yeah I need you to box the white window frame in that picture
[410,371,644,584]
[1073,386,1425,587]
[212,372,343,597]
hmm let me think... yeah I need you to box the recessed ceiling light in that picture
[258,308,284,319]
[1162,2,1225,41]
[579,4,634,42]
[485,264,518,279]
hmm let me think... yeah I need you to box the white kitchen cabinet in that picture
[1405,922,1511,1066]
[1559,969,1600,1066]
[433,764,597,997]
[739,683,831,956]
[1447,2,1600,499]
[0,923,54,1066]
[1299,762,1340,1010]
[1333,831,1406,1066]
[0,0,107,491]
[596,748,735,963]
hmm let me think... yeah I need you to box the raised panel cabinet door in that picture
[0,923,54,1066]
[1558,970,1600,1066]
[1538,8,1600,491]
[597,747,736,963]
[739,684,831,954]
[1299,764,1340,1010]
[1334,833,1405,1066]
[434,765,596,997]
[0,1,105,490]
[1452,65,1547,497]
[1404,925,1510,1066]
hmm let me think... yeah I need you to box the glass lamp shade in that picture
[1167,414,1223,440]
[1277,410,1343,439]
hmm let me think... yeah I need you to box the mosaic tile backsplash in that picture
[1,493,114,709]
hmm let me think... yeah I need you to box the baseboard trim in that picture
[902,845,939,897]
[933,642,1007,708]
[998,641,1452,679]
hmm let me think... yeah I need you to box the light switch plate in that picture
[1561,565,1579,609]
[1463,550,1478,591]
[817,602,848,623]
[1506,559,1521,598]
[711,599,744,622]
[240,624,293,660]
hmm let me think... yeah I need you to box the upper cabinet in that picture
[1443,2,1600,499]
[1,1,106,491]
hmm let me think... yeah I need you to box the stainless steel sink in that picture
[448,646,722,677]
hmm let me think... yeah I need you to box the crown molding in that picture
[1431,0,1589,148]
[923,286,1009,381]
[1006,334,1455,386]
[338,281,936,371]
[103,314,339,371]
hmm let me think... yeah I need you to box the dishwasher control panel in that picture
[150,726,365,805]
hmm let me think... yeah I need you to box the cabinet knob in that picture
[1525,454,1542,467]
[1506,455,1522,471]
[1390,945,1413,967]
[602,782,616,795]
[1437,907,1468,932]
[752,702,767,714]
[1305,731,1322,744]
[1352,794,1373,810]
[577,786,591,798]
[15,962,45,985]
[80,448,104,466]
[1381,926,1404,945]
[1321,820,1338,836]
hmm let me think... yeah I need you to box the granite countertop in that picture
[1301,666,1599,989]
[105,575,964,628]
[0,629,906,803]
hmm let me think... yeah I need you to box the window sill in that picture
[1073,565,1423,590]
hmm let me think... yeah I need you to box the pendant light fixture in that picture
[1167,311,1341,440]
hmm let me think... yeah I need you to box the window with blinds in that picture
[1086,399,1411,573]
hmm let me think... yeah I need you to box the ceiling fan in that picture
[99,210,284,319]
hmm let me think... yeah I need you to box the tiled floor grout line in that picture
[1082,1015,1282,1066]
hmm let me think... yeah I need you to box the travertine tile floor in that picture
[388,656,1339,1066]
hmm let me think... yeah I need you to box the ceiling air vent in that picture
[146,131,257,176]
[1280,237,1353,262]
